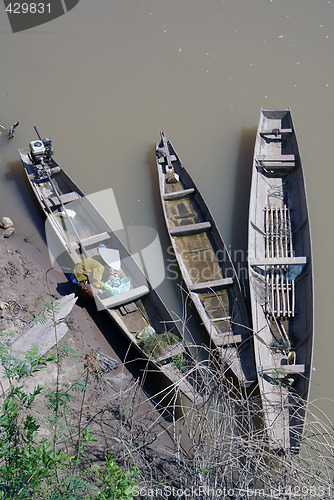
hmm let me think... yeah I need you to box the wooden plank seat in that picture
[163,188,195,200]
[154,343,185,363]
[256,155,296,170]
[249,256,308,267]
[157,154,177,164]
[46,191,80,208]
[169,221,211,236]
[214,334,242,347]
[96,285,149,309]
[71,232,110,250]
[267,364,309,377]
[256,154,295,162]
[211,316,232,323]
[189,277,233,292]
[259,128,293,135]
[257,163,296,170]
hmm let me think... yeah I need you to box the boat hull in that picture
[248,109,313,452]
[19,146,203,404]
[156,132,255,387]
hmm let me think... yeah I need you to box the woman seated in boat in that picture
[71,245,120,301]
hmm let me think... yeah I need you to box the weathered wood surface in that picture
[11,294,76,356]
[96,285,149,310]
[18,143,203,404]
[0,294,77,395]
[249,257,308,267]
[248,109,313,453]
[189,277,233,292]
[156,131,255,387]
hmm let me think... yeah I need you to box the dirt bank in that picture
[0,230,182,488]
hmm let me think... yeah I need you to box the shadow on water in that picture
[84,303,185,421]
[56,278,181,421]
[145,143,177,279]
[231,127,256,307]
[4,159,47,242]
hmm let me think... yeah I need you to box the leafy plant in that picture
[95,455,139,500]
[33,300,60,325]
[269,337,291,353]
[0,328,140,499]
[137,331,179,358]
[171,352,188,373]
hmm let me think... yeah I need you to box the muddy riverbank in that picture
[0,227,183,487]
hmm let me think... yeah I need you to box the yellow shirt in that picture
[74,258,105,288]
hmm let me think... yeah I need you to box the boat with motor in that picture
[18,130,204,404]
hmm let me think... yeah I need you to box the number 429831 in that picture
[6,3,51,14]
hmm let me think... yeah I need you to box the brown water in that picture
[0,0,333,418]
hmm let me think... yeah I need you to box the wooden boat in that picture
[156,132,255,387]
[248,109,313,452]
[18,134,203,404]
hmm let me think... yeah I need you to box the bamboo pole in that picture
[281,269,286,317]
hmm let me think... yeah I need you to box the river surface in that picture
[0,0,333,420]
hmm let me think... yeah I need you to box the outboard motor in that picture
[43,137,54,159]
[29,140,45,164]
[29,137,54,164]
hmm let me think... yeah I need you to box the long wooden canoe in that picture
[156,131,255,387]
[248,109,313,452]
[18,136,203,404]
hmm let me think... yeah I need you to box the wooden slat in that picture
[291,279,295,317]
[286,275,291,317]
[46,191,80,208]
[71,232,110,250]
[158,154,176,164]
[257,163,296,170]
[281,270,286,317]
[96,285,149,309]
[271,273,275,314]
[265,364,309,377]
[259,128,293,135]
[169,221,211,236]
[211,316,232,322]
[189,277,233,292]
[163,188,195,200]
[154,343,184,363]
[276,272,280,316]
[279,208,284,257]
[249,256,307,267]
[214,334,242,347]
[256,154,295,162]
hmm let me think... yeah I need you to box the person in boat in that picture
[71,245,120,301]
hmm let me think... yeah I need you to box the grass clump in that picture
[138,331,180,358]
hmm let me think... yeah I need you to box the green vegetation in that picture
[269,337,291,353]
[171,352,188,373]
[0,330,139,499]
[2,299,334,500]
[137,331,179,358]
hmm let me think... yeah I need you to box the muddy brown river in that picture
[0,0,333,420]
